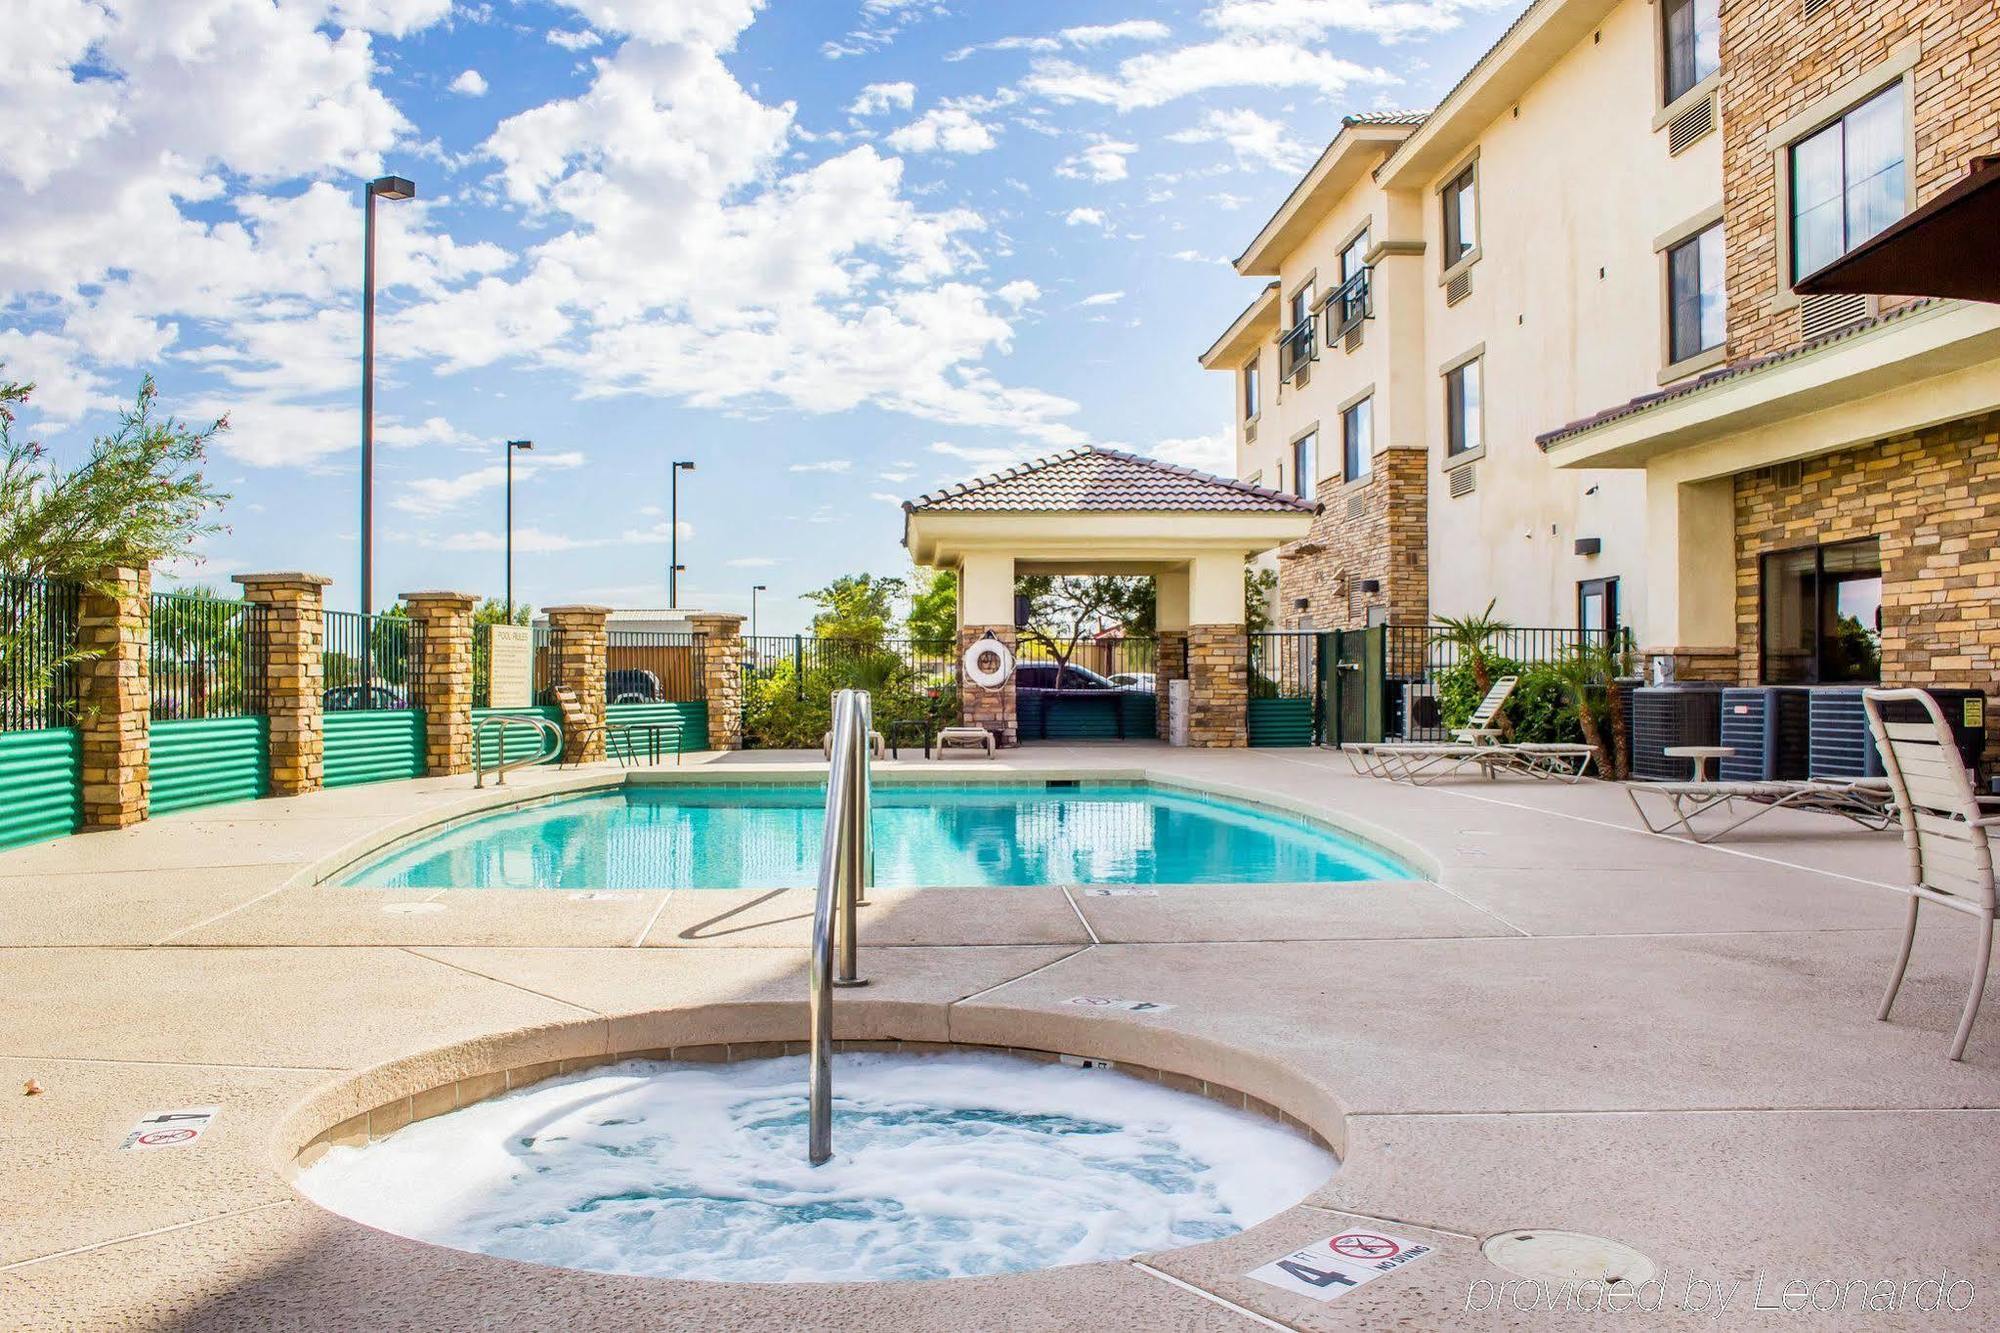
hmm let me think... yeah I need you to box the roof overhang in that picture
[906,509,1314,569]
[1377,0,1621,189]
[1199,282,1279,370]
[1541,300,2000,472]
[1795,156,2000,304]
[1234,124,1416,275]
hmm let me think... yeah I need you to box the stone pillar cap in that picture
[399,589,480,606]
[232,571,335,587]
[685,611,746,627]
[543,604,612,615]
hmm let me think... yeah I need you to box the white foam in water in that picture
[299,1051,1337,1283]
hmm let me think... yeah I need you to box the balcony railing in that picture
[1327,267,1372,340]
[1280,313,1316,380]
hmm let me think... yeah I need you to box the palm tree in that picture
[1551,638,1633,779]
[1431,599,1514,738]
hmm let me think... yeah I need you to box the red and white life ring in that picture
[962,637,1015,690]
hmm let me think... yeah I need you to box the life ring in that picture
[962,637,1015,690]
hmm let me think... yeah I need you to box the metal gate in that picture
[1316,627,1385,747]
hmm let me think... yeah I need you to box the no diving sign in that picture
[121,1106,219,1152]
[1248,1229,1433,1303]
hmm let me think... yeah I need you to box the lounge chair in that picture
[1626,776,1894,843]
[1865,687,1996,1061]
[1345,677,1537,784]
[933,725,996,759]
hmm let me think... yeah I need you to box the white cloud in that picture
[426,517,686,553]
[788,459,853,474]
[1205,0,1510,44]
[995,279,1041,307]
[930,440,1044,472]
[1023,40,1391,110]
[331,0,454,37]
[1147,430,1232,475]
[1168,249,1225,263]
[847,81,916,116]
[1062,20,1172,45]
[546,27,603,50]
[727,556,781,568]
[868,491,904,504]
[885,105,1000,154]
[394,450,587,516]
[1055,135,1138,182]
[449,69,489,97]
[1076,291,1124,307]
[550,0,768,48]
[1064,207,1110,228]
[1167,108,1308,172]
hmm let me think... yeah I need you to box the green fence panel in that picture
[149,716,269,815]
[0,728,82,849]
[1016,691,1157,741]
[472,705,564,769]
[1248,697,1315,747]
[606,701,709,752]
[324,710,427,788]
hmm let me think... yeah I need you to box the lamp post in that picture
[669,459,696,609]
[751,583,768,638]
[504,440,534,620]
[360,173,415,616]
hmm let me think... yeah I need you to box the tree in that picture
[475,597,531,629]
[904,567,957,656]
[1431,599,1515,738]
[1244,566,1278,634]
[1015,575,1146,683]
[805,573,904,645]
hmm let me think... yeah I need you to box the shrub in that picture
[1436,656,1583,744]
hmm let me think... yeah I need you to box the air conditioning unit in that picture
[1809,686,1989,781]
[1631,684,1726,780]
[1401,680,1441,740]
[1718,686,1813,781]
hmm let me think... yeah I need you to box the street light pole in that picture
[669,459,696,609]
[359,173,415,616]
[752,583,768,638]
[504,440,534,620]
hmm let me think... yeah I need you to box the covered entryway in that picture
[902,447,1314,748]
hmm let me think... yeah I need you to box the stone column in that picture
[76,566,150,829]
[685,612,744,751]
[545,605,609,764]
[1185,624,1249,748]
[401,590,478,775]
[1156,631,1189,685]
[232,572,332,798]
[959,625,1018,747]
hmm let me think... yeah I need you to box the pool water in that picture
[296,1052,1338,1283]
[337,782,1412,890]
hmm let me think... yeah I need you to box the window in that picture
[1242,360,1260,419]
[1342,396,1373,481]
[1667,222,1726,363]
[1790,85,1906,284]
[1759,537,1883,683]
[1578,578,1620,638]
[1338,228,1370,330]
[1282,279,1316,375]
[1441,165,1478,268]
[1291,431,1317,498]
[1662,0,1719,104]
[1444,358,1482,457]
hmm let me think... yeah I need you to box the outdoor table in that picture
[884,719,930,758]
[1663,745,1733,782]
[610,722,682,766]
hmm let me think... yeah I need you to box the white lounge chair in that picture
[1345,677,1530,784]
[933,725,997,759]
[1626,776,1894,843]
[1865,687,1996,1061]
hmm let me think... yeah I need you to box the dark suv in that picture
[1013,662,1117,692]
[606,669,663,703]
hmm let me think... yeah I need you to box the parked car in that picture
[322,684,408,711]
[607,668,664,704]
[1107,672,1156,692]
[1013,662,1117,692]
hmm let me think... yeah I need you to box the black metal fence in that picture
[322,609,421,711]
[606,630,705,703]
[742,635,958,748]
[0,576,82,731]
[149,592,269,720]
[1385,623,1633,741]
[744,636,958,698]
[1248,631,1319,699]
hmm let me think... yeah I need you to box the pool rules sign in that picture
[1248,1229,1433,1303]
[487,625,533,708]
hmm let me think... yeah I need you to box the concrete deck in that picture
[2,744,1994,1329]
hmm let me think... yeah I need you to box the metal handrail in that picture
[473,714,564,788]
[808,688,872,1165]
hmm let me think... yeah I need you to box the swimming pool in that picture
[336,782,1414,890]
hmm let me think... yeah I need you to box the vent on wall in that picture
[1344,324,1363,353]
[1346,491,1368,519]
[1802,0,1834,17]
[1245,420,1258,445]
[1445,269,1473,306]
[1293,363,1311,389]
[1448,462,1477,498]
[1799,292,1871,340]
[1666,93,1715,155]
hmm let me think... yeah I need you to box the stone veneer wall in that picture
[546,606,609,764]
[958,625,1017,747]
[1184,624,1247,748]
[1734,410,2000,767]
[232,572,333,797]
[686,612,745,750]
[75,566,150,829]
[401,591,477,775]
[1276,448,1429,631]
[1719,0,2000,361]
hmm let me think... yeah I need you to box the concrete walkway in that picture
[1,745,1994,1329]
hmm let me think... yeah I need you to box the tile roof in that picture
[1342,109,1430,127]
[1537,299,1942,448]
[905,446,1316,514]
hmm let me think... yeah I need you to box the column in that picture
[232,572,333,797]
[401,590,477,775]
[1185,554,1249,748]
[956,552,1017,747]
[1641,472,1740,682]
[545,604,609,763]
[76,566,150,829]
[1156,565,1190,685]
[685,612,745,751]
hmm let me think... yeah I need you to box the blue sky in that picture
[3,0,1521,633]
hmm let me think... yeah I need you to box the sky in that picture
[2,0,1524,634]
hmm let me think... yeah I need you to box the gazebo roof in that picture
[904,446,1312,515]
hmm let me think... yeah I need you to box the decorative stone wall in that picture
[686,612,745,751]
[1733,410,2000,768]
[958,625,1017,747]
[76,566,150,829]
[1276,447,1429,630]
[401,590,477,776]
[1156,630,1188,684]
[1719,0,2000,361]
[232,572,333,798]
[1185,624,1248,749]
[546,605,609,764]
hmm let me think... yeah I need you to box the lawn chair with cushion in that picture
[1343,676,1524,783]
[1865,687,1996,1060]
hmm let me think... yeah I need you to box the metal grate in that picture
[1345,323,1364,352]
[1802,0,1833,17]
[1244,420,1258,445]
[323,609,422,711]
[1667,93,1714,155]
[149,592,269,720]
[1445,269,1472,306]
[1292,362,1311,389]
[1448,462,1477,497]
[1799,292,1870,340]
[1346,491,1368,519]
[0,576,82,731]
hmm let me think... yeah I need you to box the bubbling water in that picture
[298,1051,1337,1283]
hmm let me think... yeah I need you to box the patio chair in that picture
[1343,677,1524,783]
[1625,776,1894,843]
[933,726,997,759]
[822,729,887,760]
[1864,687,1996,1061]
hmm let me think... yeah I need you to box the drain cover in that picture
[1482,1230,1656,1286]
